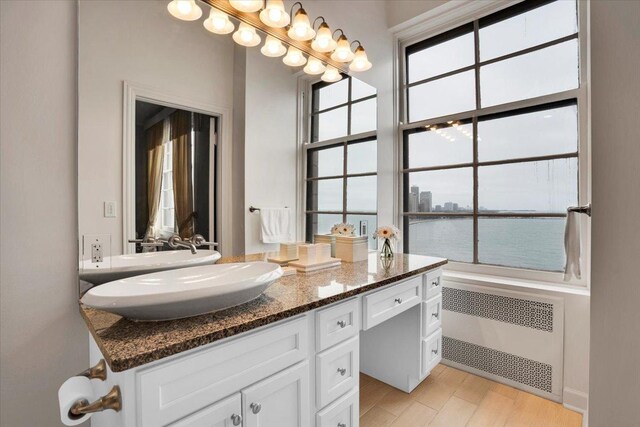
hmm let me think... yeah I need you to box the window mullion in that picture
[472,19,481,265]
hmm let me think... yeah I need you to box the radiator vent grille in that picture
[443,336,553,393]
[442,287,553,332]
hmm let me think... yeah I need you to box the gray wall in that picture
[0,1,88,426]
[589,1,640,425]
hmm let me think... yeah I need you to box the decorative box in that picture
[335,235,369,262]
[314,234,336,257]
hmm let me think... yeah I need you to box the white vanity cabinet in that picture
[87,268,444,427]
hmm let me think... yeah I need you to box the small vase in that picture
[380,238,394,259]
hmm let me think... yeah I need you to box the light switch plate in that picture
[104,201,117,218]
[82,234,111,270]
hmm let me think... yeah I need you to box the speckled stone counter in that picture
[80,252,447,372]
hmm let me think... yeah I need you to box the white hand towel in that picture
[260,207,292,244]
[563,211,582,281]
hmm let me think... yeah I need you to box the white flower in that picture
[331,223,355,236]
[373,225,400,241]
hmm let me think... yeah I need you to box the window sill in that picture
[443,269,591,297]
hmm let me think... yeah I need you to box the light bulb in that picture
[294,25,307,38]
[259,0,290,28]
[232,23,261,47]
[303,57,326,75]
[349,46,372,72]
[330,35,354,63]
[229,0,262,13]
[321,66,342,83]
[260,35,286,57]
[311,22,337,53]
[287,7,315,41]
[167,0,202,21]
[204,8,235,34]
[283,46,307,67]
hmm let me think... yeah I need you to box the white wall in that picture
[0,1,88,426]
[386,0,448,29]
[244,49,299,253]
[589,1,640,425]
[78,0,235,255]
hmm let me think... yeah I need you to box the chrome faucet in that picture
[190,234,218,249]
[167,235,198,254]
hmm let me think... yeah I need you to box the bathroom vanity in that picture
[80,253,446,427]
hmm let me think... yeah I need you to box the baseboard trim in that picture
[563,387,589,426]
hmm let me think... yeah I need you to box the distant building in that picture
[419,191,432,212]
[435,204,442,212]
[409,185,419,212]
[452,203,459,212]
[444,202,453,211]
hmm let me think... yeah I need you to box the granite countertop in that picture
[80,252,447,372]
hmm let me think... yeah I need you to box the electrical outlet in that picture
[82,234,111,270]
[104,201,117,218]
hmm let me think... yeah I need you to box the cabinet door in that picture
[242,362,310,427]
[170,394,242,427]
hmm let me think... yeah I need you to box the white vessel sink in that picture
[81,262,283,321]
[79,250,221,285]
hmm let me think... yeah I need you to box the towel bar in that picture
[249,206,288,213]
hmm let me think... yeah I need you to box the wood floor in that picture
[359,365,582,427]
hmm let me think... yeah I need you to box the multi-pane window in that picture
[401,0,583,272]
[305,76,378,248]
[160,140,176,233]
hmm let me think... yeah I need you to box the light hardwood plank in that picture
[438,366,468,389]
[428,395,477,427]
[361,372,374,388]
[376,388,414,416]
[430,363,446,377]
[467,391,516,427]
[360,377,394,416]
[360,406,397,427]
[454,373,493,404]
[490,382,520,400]
[410,375,455,411]
[506,391,582,427]
[389,401,437,427]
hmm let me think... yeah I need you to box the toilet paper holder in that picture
[77,359,107,381]
[68,385,122,420]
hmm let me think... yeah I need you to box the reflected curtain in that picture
[170,110,195,239]
[144,120,167,241]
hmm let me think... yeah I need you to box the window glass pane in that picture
[308,213,344,236]
[479,103,578,162]
[478,158,578,213]
[162,190,174,208]
[352,78,376,101]
[346,214,378,249]
[408,32,474,83]
[406,122,473,169]
[347,176,377,212]
[479,217,566,271]
[347,140,377,174]
[407,216,473,262]
[315,79,348,111]
[480,39,579,107]
[480,1,578,61]
[315,106,348,141]
[407,168,473,213]
[307,178,343,211]
[307,145,344,178]
[408,71,475,122]
[351,98,377,135]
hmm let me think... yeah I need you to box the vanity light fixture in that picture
[349,41,372,72]
[288,3,315,41]
[167,0,202,21]
[261,35,287,57]
[203,8,235,34]
[303,57,326,75]
[228,0,263,13]
[283,46,307,67]
[331,30,355,63]
[259,0,290,28]
[321,66,342,82]
[311,18,337,53]
[232,22,261,47]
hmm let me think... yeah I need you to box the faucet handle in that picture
[190,234,218,248]
[167,235,182,249]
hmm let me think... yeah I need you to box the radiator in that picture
[441,282,564,402]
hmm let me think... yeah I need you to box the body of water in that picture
[408,217,566,272]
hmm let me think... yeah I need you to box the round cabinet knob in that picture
[337,367,347,376]
[432,312,439,319]
[337,320,347,328]
[432,280,439,287]
[395,298,402,304]
[231,414,242,426]
[338,423,347,427]
[432,348,439,355]
[250,402,261,414]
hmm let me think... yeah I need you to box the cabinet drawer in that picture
[316,337,359,408]
[422,294,442,338]
[424,269,443,300]
[316,298,360,352]
[138,316,309,427]
[316,387,359,427]
[362,276,422,330]
[169,394,241,427]
[421,329,442,377]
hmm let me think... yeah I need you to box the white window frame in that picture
[393,0,591,289]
